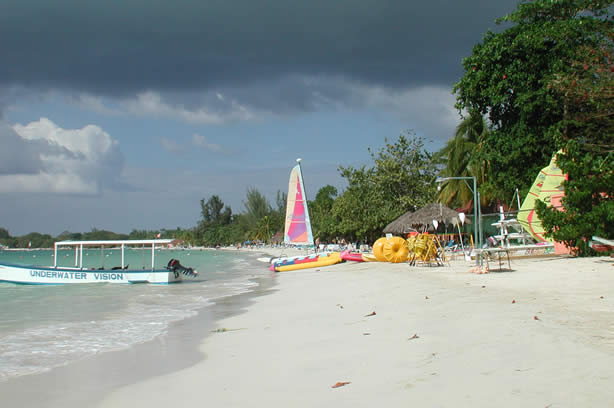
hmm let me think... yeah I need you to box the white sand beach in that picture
[96,254,614,408]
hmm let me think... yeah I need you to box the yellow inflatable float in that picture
[373,237,388,261]
[383,236,409,263]
[370,236,409,263]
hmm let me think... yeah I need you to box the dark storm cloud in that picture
[0,0,517,96]
[0,124,45,175]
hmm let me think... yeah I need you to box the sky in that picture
[0,0,519,236]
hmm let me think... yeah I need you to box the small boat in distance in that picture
[0,239,197,285]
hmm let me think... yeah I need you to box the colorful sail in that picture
[284,163,314,246]
[518,151,569,254]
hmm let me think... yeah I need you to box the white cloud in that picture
[307,79,459,143]
[69,90,256,125]
[357,85,459,136]
[159,137,184,153]
[71,94,116,115]
[192,134,221,152]
[66,80,458,144]
[120,91,254,124]
[0,118,124,194]
[158,134,223,154]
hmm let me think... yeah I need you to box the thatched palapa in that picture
[383,203,468,235]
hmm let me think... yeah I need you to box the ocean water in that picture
[0,248,271,383]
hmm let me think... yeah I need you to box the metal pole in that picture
[478,191,483,245]
[473,177,479,265]
[435,176,480,265]
[296,158,315,250]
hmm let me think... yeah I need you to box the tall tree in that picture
[200,195,232,226]
[437,111,489,209]
[243,187,272,240]
[368,131,437,211]
[0,228,9,239]
[268,190,287,238]
[333,132,437,242]
[537,28,614,254]
[197,195,233,245]
[309,185,338,242]
[453,0,612,202]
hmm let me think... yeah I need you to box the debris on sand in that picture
[332,381,351,388]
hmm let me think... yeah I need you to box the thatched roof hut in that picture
[383,203,468,235]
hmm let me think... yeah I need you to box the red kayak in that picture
[340,250,365,262]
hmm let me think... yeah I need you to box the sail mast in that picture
[296,158,314,246]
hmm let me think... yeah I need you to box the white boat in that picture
[0,239,197,285]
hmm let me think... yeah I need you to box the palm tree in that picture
[437,111,488,209]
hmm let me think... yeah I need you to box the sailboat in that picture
[284,158,314,247]
[517,151,569,255]
[270,159,342,272]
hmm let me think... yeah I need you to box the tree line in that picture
[193,132,438,247]
[0,228,193,249]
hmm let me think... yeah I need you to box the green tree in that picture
[267,190,287,239]
[252,215,273,243]
[200,195,232,226]
[16,232,54,248]
[196,195,233,246]
[369,132,437,211]
[536,30,614,255]
[82,229,128,241]
[0,227,13,248]
[309,185,338,242]
[332,167,388,242]
[0,228,10,239]
[333,132,437,242]
[453,0,612,202]
[243,187,272,235]
[437,111,489,208]
[57,231,83,241]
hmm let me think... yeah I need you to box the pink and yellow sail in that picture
[284,161,314,246]
[518,151,569,254]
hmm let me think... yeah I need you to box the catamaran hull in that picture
[0,263,182,284]
[272,252,342,272]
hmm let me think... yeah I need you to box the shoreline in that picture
[0,268,277,408]
[97,255,614,407]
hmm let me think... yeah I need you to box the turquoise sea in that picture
[0,248,271,383]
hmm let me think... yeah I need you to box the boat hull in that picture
[273,252,342,272]
[360,253,379,262]
[0,263,182,284]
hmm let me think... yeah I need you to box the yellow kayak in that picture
[361,253,379,262]
[273,252,342,272]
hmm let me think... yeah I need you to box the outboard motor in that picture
[167,259,198,277]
